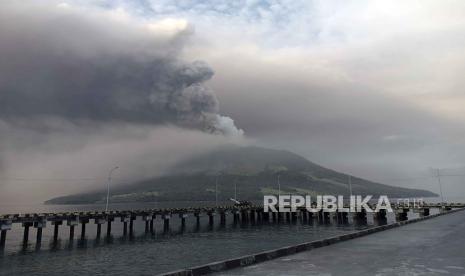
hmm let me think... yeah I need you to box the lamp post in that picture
[105,166,119,212]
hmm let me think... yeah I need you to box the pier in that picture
[214,207,465,276]
[0,202,462,250]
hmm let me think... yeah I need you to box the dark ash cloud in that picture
[0,2,242,136]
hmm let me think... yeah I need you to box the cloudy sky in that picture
[1,0,465,202]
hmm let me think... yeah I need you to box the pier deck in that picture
[218,208,465,276]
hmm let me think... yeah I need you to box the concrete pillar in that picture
[142,215,151,234]
[150,215,156,234]
[301,210,308,222]
[220,212,226,225]
[395,209,408,221]
[0,219,11,250]
[337,211,349,224]
[129,215,136,236]
[121,216,130,236]
[52,221,63,242]
[208,212,214,226]
[241,210,248,223]
[263,211,270,222]
[22,222,33,244]
[318,210,324,222]
[285,212,291,223]
[421,208,430,217]
[106,217,114,237]
[374,209,387,221]
[95,217,106,239]
[291,212,297,222]
[34,219,47,245]
[80,218,89,240]
[163,214,171,232]
[233,211,239,224]
[67,218,78,241]
[307,211,313,221]
[249,210,256,223]
[0,230,7,249]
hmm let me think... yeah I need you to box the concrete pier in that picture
[214,209,465,276]
[67,218,78,240]
[163,214,171,232]
[51,220,62,242]
[121,216,129,236]
[106,216,114,237]
[95,217,105,239]
[208,212,214,226]
[220,212,226,225]
[22,222,32,244]
[33,218,46,245]
[0,203,463,250]
[80,218,89,240]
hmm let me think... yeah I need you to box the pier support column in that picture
[50,220,62,242]
[80,218,89,240]
[271,212,277,223]
[301,210,308,222]
[337,211,349,224]
[106,217,113,237]
[241,210,248,224]
[220,212,226,225]
[129,215,136,237]
[150,215,156,234]
[395,208,408,221]
[291,212,297,222]
[0,230,7,249]
[263,211,270,223]
[208,212,214,226]
[142,215,151,234]
[285,212,291,223]
[249,210,256,224]
[194,213,201,226]
[0,220,12,249]
[318,210,324,222]
[34,219,47,245]
[374,209,387,221]
[163,214,171,232]
[179,213,187,230]
[233,211,239,224]
[67,217,78,241]
[95,218,105,239]
[421,208,430,217]
[121,216,130,236]
[22,222,33,245]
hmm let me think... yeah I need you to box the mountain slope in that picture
[46,145,437,204]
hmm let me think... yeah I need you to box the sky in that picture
[1,0,465,202]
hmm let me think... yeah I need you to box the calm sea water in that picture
[0,199,445,275]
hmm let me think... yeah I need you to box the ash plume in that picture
[0,1,243,137]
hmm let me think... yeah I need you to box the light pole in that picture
[215,174,219,207]
[348,175,353,197]
[234,179,237,200]
[105,166,119,212]
[436,168,444,204]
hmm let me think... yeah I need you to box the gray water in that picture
[0,201,440,275]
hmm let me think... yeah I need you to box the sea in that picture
[0,197,459,275]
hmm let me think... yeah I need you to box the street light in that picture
[105,166,119,212]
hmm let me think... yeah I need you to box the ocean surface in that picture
[0,199,450,275]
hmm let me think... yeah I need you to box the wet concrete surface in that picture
[217,210,465,276]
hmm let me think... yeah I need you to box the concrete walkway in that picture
[217,210,465,276]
